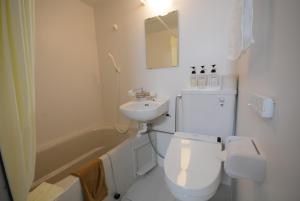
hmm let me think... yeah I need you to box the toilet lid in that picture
[164,133,222,195]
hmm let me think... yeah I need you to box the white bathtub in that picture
[34,129,157,201]
[33,129,128,188]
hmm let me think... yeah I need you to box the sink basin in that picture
[120,97,169,122]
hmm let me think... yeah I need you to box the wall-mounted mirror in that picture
[145,10,179,69]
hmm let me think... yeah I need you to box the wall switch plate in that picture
[248,93,275,118]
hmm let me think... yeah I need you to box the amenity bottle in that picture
[197,65,207,88]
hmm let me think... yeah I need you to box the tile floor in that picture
[122,167,232,201]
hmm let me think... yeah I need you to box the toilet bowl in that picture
[164,89,236,200]
[164,132,222,201]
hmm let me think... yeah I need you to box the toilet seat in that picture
[164,132,222,201]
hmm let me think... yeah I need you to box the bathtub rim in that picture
[37,126,118,153]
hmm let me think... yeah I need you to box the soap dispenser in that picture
[197,65,207,88]
[209,64,220,88]
[190,66,197,88]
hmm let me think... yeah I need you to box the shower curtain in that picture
[0,0,36,201]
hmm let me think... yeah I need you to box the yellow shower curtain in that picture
[0,0,36,201]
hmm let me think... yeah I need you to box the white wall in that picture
[235,0,300,200]
[93,0,234,158]
[36,0,103,150]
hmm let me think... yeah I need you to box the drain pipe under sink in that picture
[137,123,165,159]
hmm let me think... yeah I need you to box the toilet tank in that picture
[179,89,236,139]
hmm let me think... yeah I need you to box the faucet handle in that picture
[137,87,144,92]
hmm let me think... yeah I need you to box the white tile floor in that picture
[122,167,232,201]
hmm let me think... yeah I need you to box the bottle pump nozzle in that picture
[211,64,217,73]
[191,66,196,74]
[200,65,205,73]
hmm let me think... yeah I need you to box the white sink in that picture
[120,97,169,122]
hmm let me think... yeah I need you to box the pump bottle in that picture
[197,65,207,88]
[209,64,220,88]
[190,66,197,88]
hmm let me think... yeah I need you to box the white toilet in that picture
[164,89,236,201]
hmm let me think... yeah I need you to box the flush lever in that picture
[219,97,225,107]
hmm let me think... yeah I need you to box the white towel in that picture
[228,0,254,60]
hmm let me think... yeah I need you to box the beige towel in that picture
[72,159,108,201]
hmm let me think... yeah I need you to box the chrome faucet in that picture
[135,88,150,99]
[128,88,155,100]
